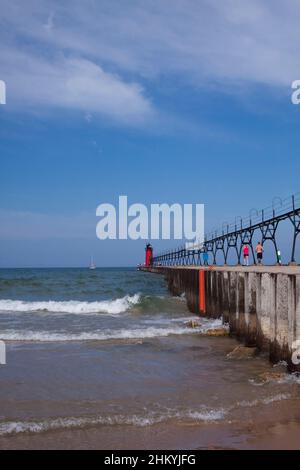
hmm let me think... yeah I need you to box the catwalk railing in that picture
[152,193,300,266]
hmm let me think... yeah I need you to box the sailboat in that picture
[89,256,96,270]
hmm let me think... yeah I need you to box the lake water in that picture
[0,268,300,449]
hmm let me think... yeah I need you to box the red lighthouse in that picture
[145,243,153,267]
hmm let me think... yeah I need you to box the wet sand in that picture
[1,335,300,450]
[2,417,300,450]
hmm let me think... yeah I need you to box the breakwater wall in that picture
[143,266,300,371]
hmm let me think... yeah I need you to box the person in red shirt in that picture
[243,244,250,266]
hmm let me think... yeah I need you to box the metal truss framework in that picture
[153,193,300,267]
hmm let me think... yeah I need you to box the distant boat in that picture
[89,256,96,270]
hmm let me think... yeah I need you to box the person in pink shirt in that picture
[243,244,250,266]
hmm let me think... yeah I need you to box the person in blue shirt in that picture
[203,251,209,266]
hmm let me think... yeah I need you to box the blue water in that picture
[0,268,299,449]
[0,268,199,341]
[0,267,167,301]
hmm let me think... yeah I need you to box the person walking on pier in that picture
[256,242,264,265]
[277,249,282,266]
[243,244,250,266]
[203,251,209,266]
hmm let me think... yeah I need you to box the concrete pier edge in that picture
[142,265,300,372]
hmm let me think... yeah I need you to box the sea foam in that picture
[0,294,141,315]
[0,325,204,342]
[0,406,226,436]
[0,318,223,342]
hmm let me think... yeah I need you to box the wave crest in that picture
[0,324,208,342]
[0,407,226,436]
[0,294,141,315]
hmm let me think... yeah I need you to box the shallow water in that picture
[0,268,300,449]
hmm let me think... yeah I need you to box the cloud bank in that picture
[0,0,299,124]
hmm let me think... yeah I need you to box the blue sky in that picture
[0,0,300,267]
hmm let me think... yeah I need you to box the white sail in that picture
[89,256,96,270]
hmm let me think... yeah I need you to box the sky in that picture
[0,0,300,267]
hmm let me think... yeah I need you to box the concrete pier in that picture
[142,265,300,371]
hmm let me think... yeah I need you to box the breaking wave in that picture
[0,324,212,342]
[0,407,226,436]
[0,295,141,316]
[0,391,291,437]
[235,393,292,408]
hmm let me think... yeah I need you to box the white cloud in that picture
[0,0,299,122]
[0,46,153,123]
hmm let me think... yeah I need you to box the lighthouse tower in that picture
[145,244,153,267]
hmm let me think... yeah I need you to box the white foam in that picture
[250,371,300,386]
[0,324,208,342]
[0,407,226,436]
[273,374,300,385]
[200,318,224,329]
[262,393,291,404]
[143,315,202,325]
[183,409,226,421]
[0,316,224,343]
[236,393,291,408]
[273,361,288,368]
[0,313,223,343]
[0,294,141,316]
